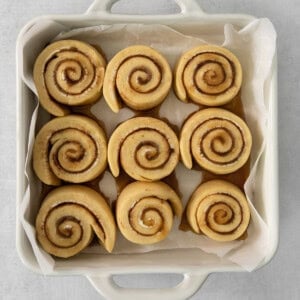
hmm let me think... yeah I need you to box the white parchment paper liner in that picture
[18,19,276,273]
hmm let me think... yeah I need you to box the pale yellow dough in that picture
[186,180,250,242]
[34,40,106,116]
[174,45,242,106]
[180,108,252,174]
[35,185,116,258]
[103,45,172,112]
[108,117,179,181]
[33,115,107,185]
[116,181,182,245]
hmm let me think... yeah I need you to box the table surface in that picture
[1,0,299,299]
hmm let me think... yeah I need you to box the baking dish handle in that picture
[87,272,208,300]
[86,0,205,16]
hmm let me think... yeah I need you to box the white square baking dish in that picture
[16,0,278,299]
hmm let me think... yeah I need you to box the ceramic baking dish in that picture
[16,0,278,299]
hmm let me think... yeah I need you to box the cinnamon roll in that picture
[180,108,252,174]
[116,181,182,245]
[174,45,242,106]
[103,45,172,112]
[33,115,107,185]
[33,40,106,116]
[36,185,116,258]
[186,180,250,242]
[108,117,179,181]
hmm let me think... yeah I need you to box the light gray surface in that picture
[0,0,299,299]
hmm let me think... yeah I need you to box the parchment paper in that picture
[18,19,277,272]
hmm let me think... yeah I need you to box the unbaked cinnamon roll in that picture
[33,115,107,185]
[103,45,172,112]
[33,40,106,116]
[180,108,252,174]
[36,185,116,257]
[108,117,179,181]
[174,45,242,106]
[116,181,182,245]
[186,180,250,242]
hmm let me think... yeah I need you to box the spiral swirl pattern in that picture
[186,180,250,242]
[174,45,242,106]
[33,40,106,116]
[116,181,182,245]
[180,108,252,174]
[108,117,179,181]
[103,45,172,112]
[33,115,107,185]
[35,185,116,257]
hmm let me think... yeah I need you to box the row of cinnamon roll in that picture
[35,179,250,258]
[33,40,242,116]
[33,110,251,185]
